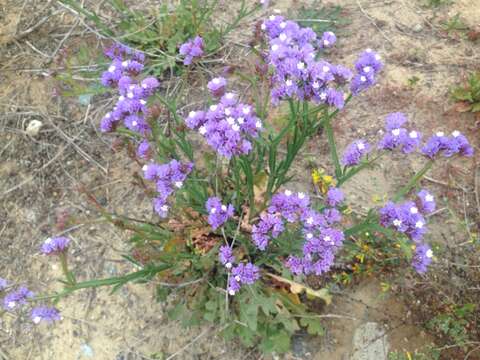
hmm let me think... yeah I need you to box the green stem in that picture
[337,152,385,187]
[59,252,76,286]
[324,119,342,180]
[393,160,434,202]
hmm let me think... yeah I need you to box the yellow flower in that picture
[311,169,322,184]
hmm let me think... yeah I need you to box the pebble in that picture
[412,24,423,33]
[26,119,43,136]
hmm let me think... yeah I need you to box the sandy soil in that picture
[1,0,478,359]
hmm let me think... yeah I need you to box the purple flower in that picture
[41,236,70,255]
[342,139,371,166]
[136,140,151,160]
[227,262,260,295]
[3,287,34,310]
[421,131,450,158]
[319,31,336,48]
[285,256,304,275]
[378,113,421,154]
[417,189,436,214]
[143,160,193,218]
[179,36,204,65]
[412,244,433,274]
[422,130,474,158]
[326,187,344,207]
[205,197,234,230]
[104,43,144,63]
[0,278,7,291]
[350,49,383,95]
[186,99,262,159]
[207,77,227,97]
[219,245,235,268]
[268,190,310,222]
[252,212,285,250]
[31,306,61,324]
[379,200,428,242]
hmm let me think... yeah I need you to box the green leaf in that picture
[240,301,259,331]
[260,329,291,353]
[300,317,325,335]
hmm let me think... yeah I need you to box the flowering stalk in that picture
[393,160,434,202]
[59,253,76,286]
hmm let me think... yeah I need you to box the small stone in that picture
[412,24,423,33]
[351,322,389,360]
[26,119,43,136]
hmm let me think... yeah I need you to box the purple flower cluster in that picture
[1,283,61,325]
[252,189,345,276]
[179,36,204,65]
[261,15,353,106]
[207,77,227,97]
[342,139,371,166]
[350,49,383,95]
[378,112,422,153]
[422,130,474,159]
[412,244,433,274]
[31,306,61,324]
[3,286,34,310]
[228,262,260,295]
[205,197,235,230]
[380,189,436,273]
[218,245,235,269]
[142,160,193,217]
[41,236,70,255]
[185,86,262,158]
[99,44,160,136]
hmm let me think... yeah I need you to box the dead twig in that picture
[356,0,393,46]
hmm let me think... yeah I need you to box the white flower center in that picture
[375,54,381,60]
[105,113,111,118]
[363,66,371,73]
[108,65,116,73]
[261,23,266,30]
[392,129,401,136]
[221,205,227,211]
[360,76,367,82]
[210,208,216,214]
[306,233,313,239]
[237,117,245,124]
[409,131,418,139]
[131,121,138,127]
[140,100,146,105]
[33,316,42,324]
[209,105,218,111]
[8,301,16,308]
[410,207,418,214]
[235,275,241,282]
[232,124,240,132]
[271,44,279,52]
[226,93,235,100]
[322,66,330,73]
[297,62,305,70]
[280,22,287,29]
[121,60,129,67]
[285,79,293,87]
[357,142,365,150]
[242,107,250,114]
[393,219,402,227]
[323,39,330,46]
[175,181,183,188]
[312,81,320,89]
[189,111,196,118]
[127,92,134,99]
[415,221,424,229]
[426,249,433,258]
[213,78,220,84]
[119,96,125,101]
[320,92,327,100]
[269,15,276,21]
[45,238,52,244]
[255,121,262,128]
[298,192,305,199]
[452,130,460,137]
[324,235,331,242]
[279,33,287,42]
[199,126,207,135]
[226,117,235,125]
[142,165,148,171]
[284,190,292,196]
[307,217,314,225]
[161,205,169,212]
[228,289,235,295]
[225,262,232,269]
[436,131,444,137]
[425,194,434,202]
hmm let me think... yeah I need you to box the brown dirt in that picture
[1,0,479,359]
